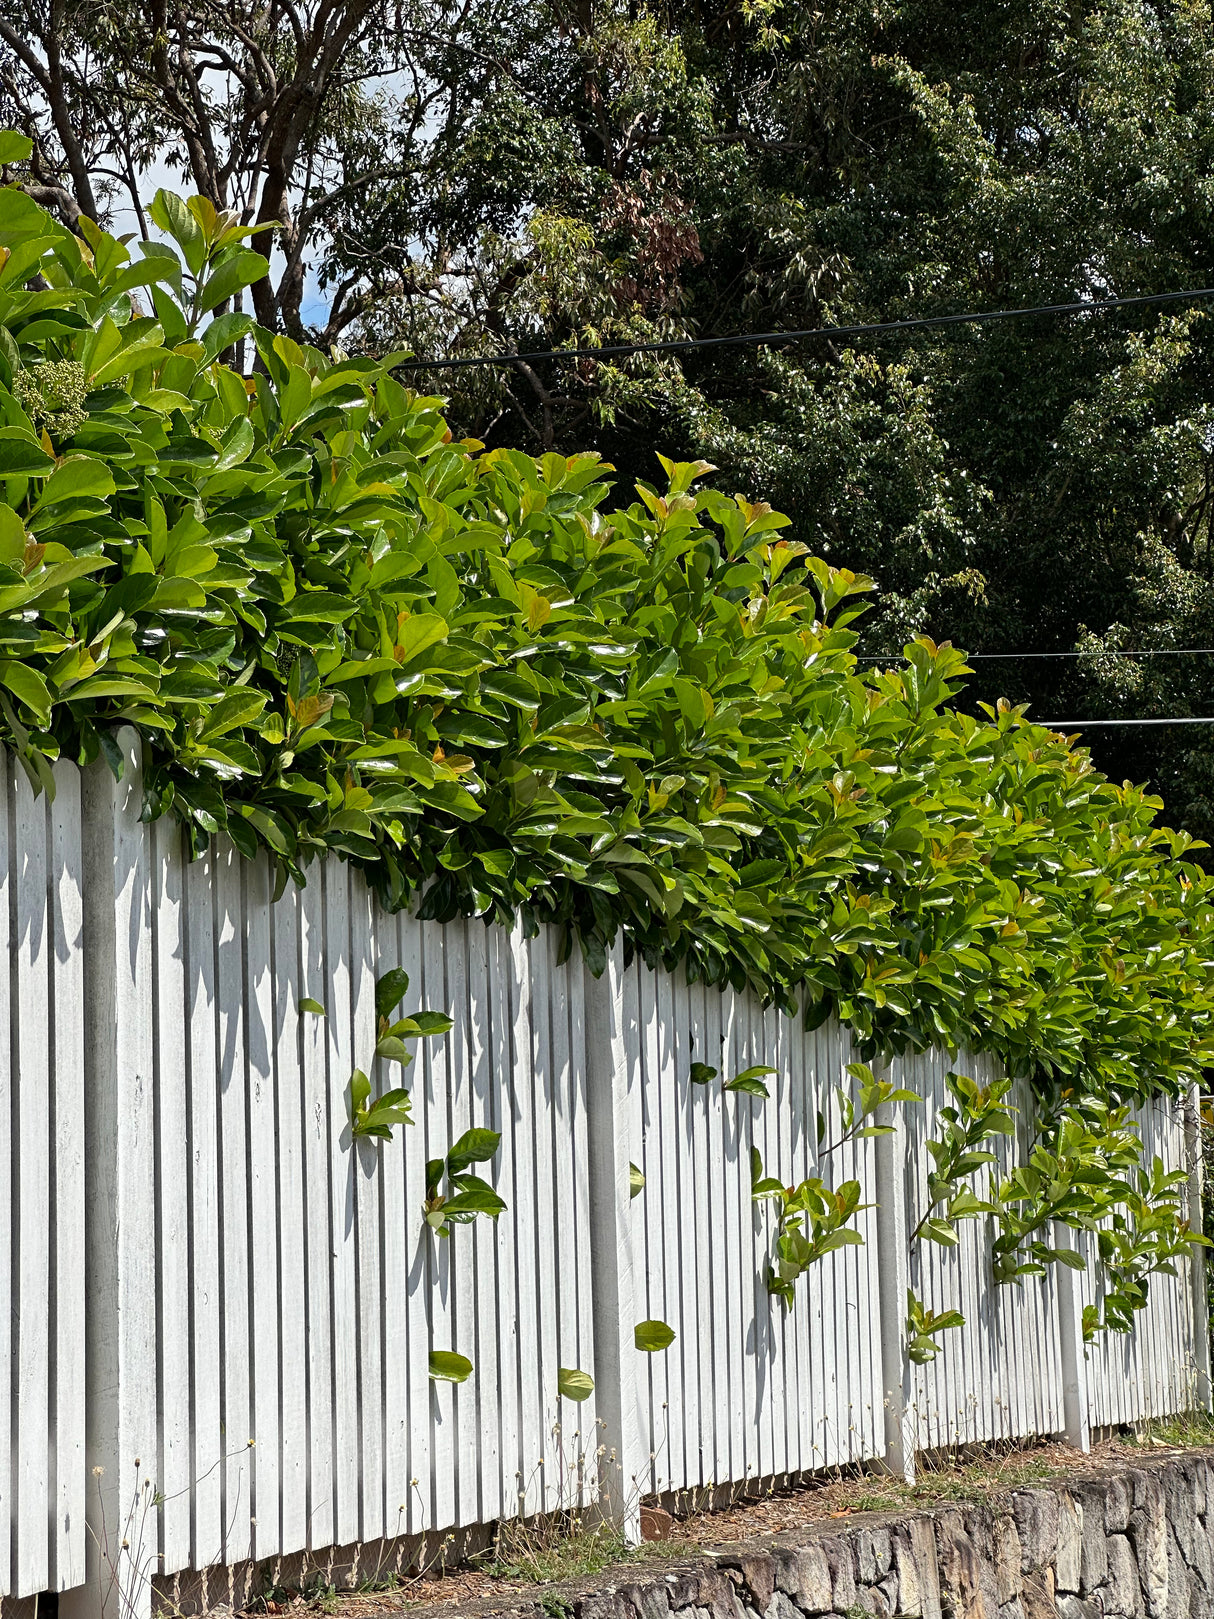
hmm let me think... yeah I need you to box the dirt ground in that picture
[249,1429,1202,1618]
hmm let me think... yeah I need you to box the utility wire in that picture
[855,648,1214,661]
[398,286,1214,371]
[1042,717,1214,726]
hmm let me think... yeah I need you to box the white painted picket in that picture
[624,963,885,1496]
[1081,1097,1205,1429]
[140,833,602,1583]
[898,1049,1067,1451]
[1,754,87,1600]
[1,742,1208,1616]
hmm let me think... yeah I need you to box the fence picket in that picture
[350,880,383,1545]
[272,886,308,1557]
[185,847,223,1568]
[14,770,50,1597]
[151,817,191,1576]
[245,855,281,1561]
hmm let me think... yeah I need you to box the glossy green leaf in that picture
[634,1319,676,1353]
[428,1350,473,1383]
[557,1367,595,1402]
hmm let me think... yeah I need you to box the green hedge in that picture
[1,170,1212,1100]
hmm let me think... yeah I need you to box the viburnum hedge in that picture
[2,165,1213,1104]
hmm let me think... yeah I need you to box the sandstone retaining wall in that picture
[437,1452,1214,1619]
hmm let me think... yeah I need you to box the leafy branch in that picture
[423,1129,506,1236]
[751,1147,867,1306]
[347,968,452,1141]
[908,1073,1012,1247]
[989,1101,1209,1339]
[816,1061,919,1155]
[903,1071,1013,1360]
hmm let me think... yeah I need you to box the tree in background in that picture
[0,0,467,334]
[7,0,1214,835]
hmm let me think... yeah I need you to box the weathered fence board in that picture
[898,1049,1067,1451]
[1082,1097,1204,1429]
[2,754,87,1600]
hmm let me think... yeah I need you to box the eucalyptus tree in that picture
[0,0,475,336]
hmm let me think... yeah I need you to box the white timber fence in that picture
[0,732,1208,1619]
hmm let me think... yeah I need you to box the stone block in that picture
[1185,1505,1214,1591]
[1077,1489,1108,1595]
[891,1528,927,1618]
[1013,1492,1061,1575]
[858,1586,891,1619]
[935,1509,986,1618]
[908,1516,944,1619]
[1056,1598,1101,1619]
[1163,1529,1189,1619]
[625,1581,675,1619]
[879,1571,901,1615]
[717,1554,777,1613]
[1162,1467,1196,1567]
[1055,1496,1084,1595]
[993,1517,1023,1605]
[1102,1532,1143,1619]
[857,1530,894,1585]
[1129,1475,1168,1619]
[1106,1479,1133,1538]
[824,1537,858,1613]
[1021,1572,1059,1619]
[768,1594,804,1619]
[773,1546,833,1614]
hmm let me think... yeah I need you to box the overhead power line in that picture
[856,648,1214,661]
[1043,717,1214,727]
[398,286,1214,372]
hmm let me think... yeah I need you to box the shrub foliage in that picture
[1,173,1212,1106]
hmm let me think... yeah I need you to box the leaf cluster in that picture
[423,1128,506,1236]
[751,1146,867,1306]
[347,967,451,1140]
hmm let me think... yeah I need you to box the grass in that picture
[302,1581,340,1615]
[473,1510,640,1586]
[353,1573,403,1596]
[1119,1408,1214,1450]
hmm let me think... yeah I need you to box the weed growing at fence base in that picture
[475,1513,635,1586]
[1121,1408,1214,1450]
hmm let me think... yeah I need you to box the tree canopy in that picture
[6,0,1214,835]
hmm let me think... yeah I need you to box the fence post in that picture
[1185,1084,1212,1412]
[61,730,158,1619]
[1054,1224,1092,1451]
[584,942,643,1544]
[873,1070,915,1483]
